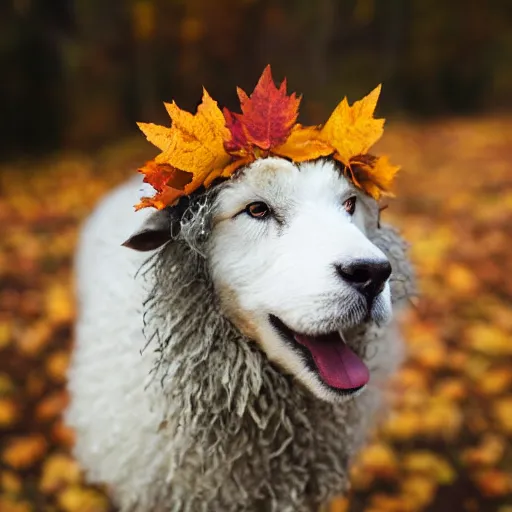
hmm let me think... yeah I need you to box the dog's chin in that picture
[267,314,367,401]
[266,296,392,402]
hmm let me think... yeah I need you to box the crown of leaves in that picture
[136,65,399,210]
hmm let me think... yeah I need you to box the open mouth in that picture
[269,315,369,394]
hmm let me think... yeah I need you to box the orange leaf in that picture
[0,398,18,428]
[321,85,384,165]
[139,161,193,193]
[235,65,301,151]
[35,391,69,422]
[2,435,47,470]
[135,161,193,210]
[273,124,333,162]
[347,155,400,200]
[136,89,231,209]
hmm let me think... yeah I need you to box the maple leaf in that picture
[136,89,231,209]
[223,108,250,156]
[136,123,173,152]
[136,161,193,210]
[349,154,400,200]
[273,124,334,161]
[235,65,301,151]
[321,85,385,165]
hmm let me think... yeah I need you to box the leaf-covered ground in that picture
[0,117,511,512]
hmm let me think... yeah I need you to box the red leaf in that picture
[235,65,301,151]
[223,108,249,155]
[138,161,193,192]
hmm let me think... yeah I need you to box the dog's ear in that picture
[122,209,173,252]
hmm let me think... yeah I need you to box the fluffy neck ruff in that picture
[138,218,413,511]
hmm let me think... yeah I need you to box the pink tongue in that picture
[295,333,369,390]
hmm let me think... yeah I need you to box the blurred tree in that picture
[0,0,74,157]
[0,0,511,157]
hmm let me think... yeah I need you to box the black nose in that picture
[336,260,392,301]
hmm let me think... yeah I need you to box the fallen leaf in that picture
[403,451,456,484]
[2,435,47,470]
[0,398,18,428]
[493,397,512,434]
[57,486,110,512]
[40,454,81,493]
[473,469,512,497]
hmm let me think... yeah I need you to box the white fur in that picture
[66,158,410,511]
[211,159,391,402]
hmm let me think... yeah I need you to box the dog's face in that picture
[209,158,392,402]
[126,157,393,403]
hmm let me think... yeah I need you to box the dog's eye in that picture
[344,196,357,215]
[246,201,271,219]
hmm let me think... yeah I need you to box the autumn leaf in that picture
[473,469,512,497]
[2,435,47,470]
[223,108,250,156]
[2,116,512,511]
[0,398,18,428]
[136,161,193,210]
[135,123,172,152]
[57,486,109,512]
[273,124,333,162]
[137,89,231,209]
[235,65,301,151]
[40,454,81,494]
[321,85,384,165]
[349,154,400,200]
[159,88,231,172]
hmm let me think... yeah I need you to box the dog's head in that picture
[126,158,392,403]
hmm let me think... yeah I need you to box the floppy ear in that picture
[122,209,173,252]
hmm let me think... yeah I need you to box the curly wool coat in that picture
[66,176,415,512]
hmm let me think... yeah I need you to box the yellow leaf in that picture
[273,125,333,162]
[421,399,463,439]
[1,470,22,494]
[478,368,512,395]
[403,451,455,484]
[159,89,231,185]
[40,454,81,494]
[383,410,422,440]
[45,283,74,324]
[493,397,512,434]
[446,263,478,294]
[321,85,384,165]
[348,155,400,200]
[400,475,437,509]
[57,486,109,512]
[46,351,70,383]
[137,89,231,208]
[357,443,398,478]
[136,123,173,152]
[466,324,512,356]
